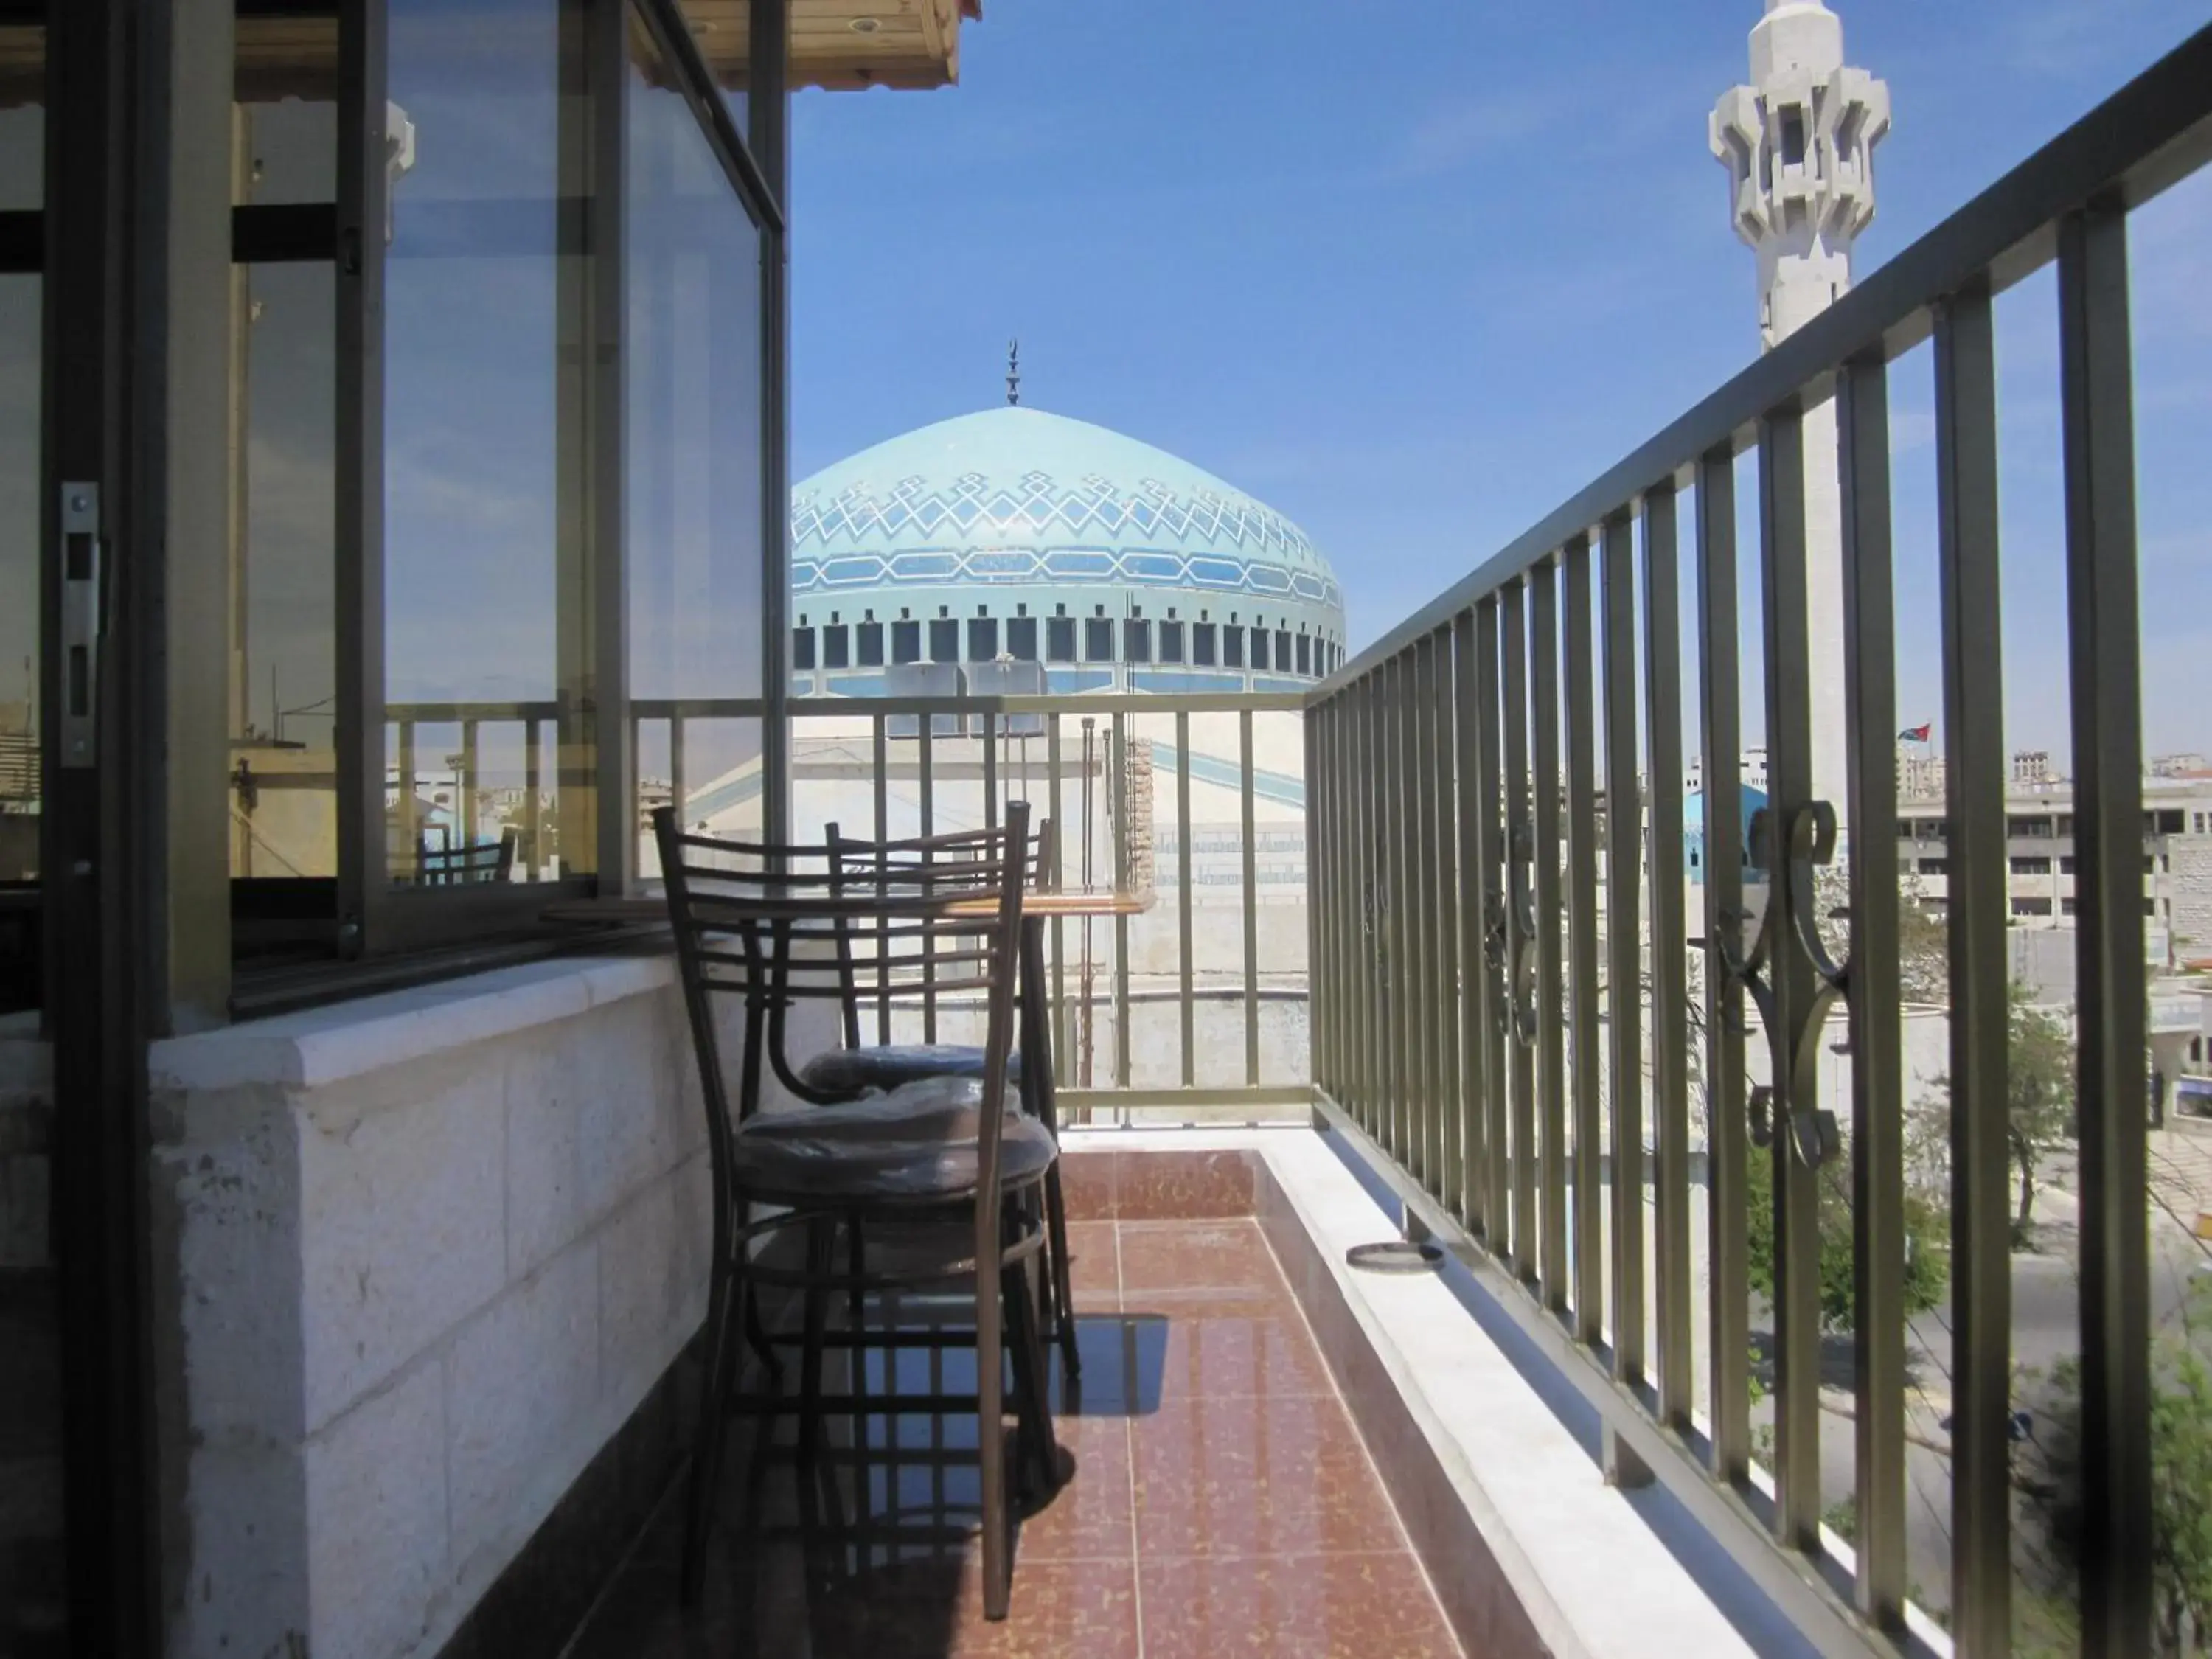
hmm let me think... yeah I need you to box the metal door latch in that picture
[59,483,102,770]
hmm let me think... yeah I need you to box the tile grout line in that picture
[1111,1219,1149,1656]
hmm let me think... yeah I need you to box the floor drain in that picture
[1346,1240,1444,1273]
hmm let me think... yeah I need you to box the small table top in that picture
[542,886,1154,927]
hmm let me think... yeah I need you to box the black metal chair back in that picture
[417,825,516,886]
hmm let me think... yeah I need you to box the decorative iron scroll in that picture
[1717,800,1844,1169]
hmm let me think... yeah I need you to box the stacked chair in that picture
[654,803,1060,1621]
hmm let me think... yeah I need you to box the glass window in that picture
[1224,626,1245,669]
[1007,616,1037,661]
[1085,618,1113,661]
[891,619,921,664]
[928,618,959,662]
[2013,896,2053,918]
[1046,616,1075,662]
[1124,619,1152,664]
[821,625,849,669]
[1251,629,1270,672]
[856,621,883,667]
[386,0,605,883]
[624,7,765,860]
[1295,633,1312,675]
[791,627,815,669]
[1194,623,1217,667]
[1159,621,1184,664]
[1276,629,1293,671]
[967,616,998,661]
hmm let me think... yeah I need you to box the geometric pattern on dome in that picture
[791,467,1327,572]
[792,542,1342,611]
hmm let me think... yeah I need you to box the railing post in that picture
[1935,277,2014,1655]
[1243,708,1262,1088]
[1433,630,1465,1223]
[1453,613,1487,1234]
[1839,350,1907,1627]
[1530,558,1568,1312]
[1176,709,1194,1087]
[1502,581,1537,1279]
[2059,198,2152,1656]
[1411,635,1442,1190]
[1695,450,1751,1486]
[1641,481,1694,1435]
[1562,536,1604,1343]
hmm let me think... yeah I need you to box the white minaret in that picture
[1712,1,1888,831]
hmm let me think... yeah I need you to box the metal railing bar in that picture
[1242,709,1262,1088]
[1388,652,1414,1168]
[1503,580,1537,1280]
[1642,481,1694,1434]
[1306,703,1327,1093]
[1562,536,1604,1341]
[1933,276,2012,1654]
[2058,198,2152,1654]
[1756,404,1825,1553]
[1411,637,1440,1189]
[1453,619,1485,1230]
[1530,557,1568,1314]
[1318,25,2212,694]
[1048,713,1071,1109]
[1433,628,1466,1225]
[1696,448,1753,1484]
[524,720,542,880]
[1177,710,1196,1087]
[1113,712,1132,1096]
[1475,602,1509,1238]
[667,717,686,837]
[1838,352,1908,1628]
[919,720,937,1044]
[1601,511,1648,1408]
[981,710,998,831]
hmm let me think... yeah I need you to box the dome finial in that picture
[1006,338,1020,407]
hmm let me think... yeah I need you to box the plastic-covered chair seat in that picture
[799,1043,1023,1099]
[734,1077,1052,1202]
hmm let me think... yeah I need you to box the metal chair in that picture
[655,803,1058,1621]
[416,825,516,886]
[808,821,1082,1375]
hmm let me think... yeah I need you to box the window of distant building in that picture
[2013,896,2053,918]
[2011,855,2051,876]
[1224,625,1245,669]
[822,624,849,669]
[1007,616,1038,661]
[1295,633,1312,675]
[1276,628,1293,671]
[967,617,998,662]
[792,627,816,670]
[1251,628,1270,672]
[1920,857,1949,876]
[928,619,959,663]
[891,619,922,664]
[1085,618,1114,661]
[1194,623,1217,667]
[857,621,884,667]
[1124,619,1152,664]
[1159,621,1185,664]
[1046,616,1076,662]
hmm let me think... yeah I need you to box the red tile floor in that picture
[565,1217,1463,1658]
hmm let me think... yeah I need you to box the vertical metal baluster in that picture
[1387,653,1413,1164]
[1935,279,2011,1652]
[1563,538,1603,1341]
[1531,560,1568,1311]
[2060,201,2152,1656]
[1642,482,1693,1433]
[1113,712,1131,1096]
[983,710,998,831]
[1434,630,1465,1222]
[1242,709,1262,1088]
[874,713,891,1045]
[1178,709,1195,1088]
[920,717,937,1044]
[1475,600,1509,1239]
[1601,511,1648,1432]
[1503,581,1537,1277]
[1410,637,1439,1189]
[1306,702,1326,1094]
[524,718,543,881]
[1696,451,1751,1483]
[461,719,481,852]
[1359,676,1382,1138]
[398,720,419,881]
[1840,352,1906,1626]
[1376,665,1399,1150]
[1049,713,1069,1101]
[1759,406,1822,1548]
[667,717,684,839]
[1454,610,1489,1237]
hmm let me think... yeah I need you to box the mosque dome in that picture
[789,406,1346,692]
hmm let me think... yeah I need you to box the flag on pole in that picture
[1899,723,1932,743]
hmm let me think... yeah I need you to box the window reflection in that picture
[384,0,595,883]
[0,29,40,1015]
[627,7,764,863]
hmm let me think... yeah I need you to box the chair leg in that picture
[681,1249,742,1607]
[845,1214,872,1528]
[975,1250,1012,1621]
[1043,1163,1081,1377]
[1004,1258,1060,1501]
[738,1197,782,1388]
[798,1216,835,1469]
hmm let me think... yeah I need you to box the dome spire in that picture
[1006,338,1020,407]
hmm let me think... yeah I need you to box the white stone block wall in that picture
[147,956,824,1659]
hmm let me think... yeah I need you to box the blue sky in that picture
[790,0,2212,763]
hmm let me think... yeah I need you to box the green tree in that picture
[1744,1128,1948,1332]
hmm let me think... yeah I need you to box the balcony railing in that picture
[1309,26,2212,1657]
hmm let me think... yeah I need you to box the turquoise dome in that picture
[790,407,1343,637]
